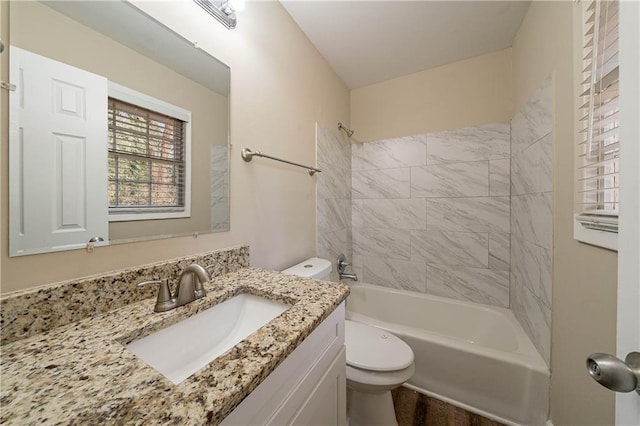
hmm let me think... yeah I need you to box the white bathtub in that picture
[345,283,549,426]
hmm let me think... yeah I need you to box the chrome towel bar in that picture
[241,148,322,176]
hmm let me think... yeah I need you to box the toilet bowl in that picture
[282,258,415,426]
[344,319,415,426]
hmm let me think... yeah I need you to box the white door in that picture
[9,46,109,256]
[616,1,640,423]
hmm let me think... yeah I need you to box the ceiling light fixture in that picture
[193,0,244,30]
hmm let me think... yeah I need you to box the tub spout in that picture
[339,272,358,281]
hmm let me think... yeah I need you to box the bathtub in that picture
[345,283,549,426]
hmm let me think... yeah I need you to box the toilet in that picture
[282,258,415,426]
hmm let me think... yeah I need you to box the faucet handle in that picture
[138,279,175,312]
[138,279,161,289]
[337,254,350,274]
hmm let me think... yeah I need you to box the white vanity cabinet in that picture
[221,302,346,425]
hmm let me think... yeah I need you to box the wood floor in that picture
[391,386,505,426]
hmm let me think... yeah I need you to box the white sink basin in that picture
[126,293,289,384]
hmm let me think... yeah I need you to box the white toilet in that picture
[282,258,415,426]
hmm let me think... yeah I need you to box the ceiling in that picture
[280,1,531,89]
[45,1,230,95]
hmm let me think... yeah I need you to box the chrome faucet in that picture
[138,263,211,312]
[337,254,358,281]
[339,271,359,281]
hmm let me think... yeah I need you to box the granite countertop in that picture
[0,267,350,425]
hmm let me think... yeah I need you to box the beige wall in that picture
[512,1,617,425]
[350,48,513,142]
[1,1,349,294]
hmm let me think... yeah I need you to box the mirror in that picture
[8,1,230,256]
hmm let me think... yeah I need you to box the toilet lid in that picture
[345,320,414,372]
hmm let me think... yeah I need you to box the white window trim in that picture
[573,0,619,252]
[574,213,618,251]
[107,82,192,222]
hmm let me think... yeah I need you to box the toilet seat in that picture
[345,320,414,372]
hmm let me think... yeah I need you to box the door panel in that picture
[54,133,86,232]
[616,1,640,422]
[9,46,109,256]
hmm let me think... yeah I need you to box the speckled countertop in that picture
[0,268,349,425]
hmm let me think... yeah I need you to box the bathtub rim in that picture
[345,282,549,375]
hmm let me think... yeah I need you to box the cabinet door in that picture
[222,304,345,426]
[290,347,346,426]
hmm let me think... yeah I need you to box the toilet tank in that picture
[282,258,332,280]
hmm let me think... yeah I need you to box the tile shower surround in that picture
[316,123,352,282]
[320,78,553,364]
[211,145,230,231]
[351,123,512,308]
[510,77,553,365]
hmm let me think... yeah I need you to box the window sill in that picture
[574,214,618,251]
[109,209,190,222]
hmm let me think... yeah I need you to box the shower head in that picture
[337,122,355,138]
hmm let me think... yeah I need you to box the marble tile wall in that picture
[211,145,230,231]
[510,76,553,365]
[316,123,352,282]
[351,123,511,307]
[316,88,553,364]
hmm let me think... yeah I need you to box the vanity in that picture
[0,247,349,424]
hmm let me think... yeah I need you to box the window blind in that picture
[108,98,186,211]
[577,0,620,233]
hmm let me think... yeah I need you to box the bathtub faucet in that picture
[337,254,358,281]
[340,272,358,281]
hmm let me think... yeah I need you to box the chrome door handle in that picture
[586,352,640,394]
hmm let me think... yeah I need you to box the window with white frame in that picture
[107,83,191,222]
[575,0,620,251]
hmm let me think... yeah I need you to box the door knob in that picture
[586,352,640,394]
